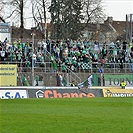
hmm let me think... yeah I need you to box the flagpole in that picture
[31,32,35,86]
[67,72,69,87]
[101,73,103,86]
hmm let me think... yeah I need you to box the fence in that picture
[0,61,132,86]
[1,61,132,73]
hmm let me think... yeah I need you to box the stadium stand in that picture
[0,38,133,86]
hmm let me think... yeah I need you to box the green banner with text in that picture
[104,74,133,87]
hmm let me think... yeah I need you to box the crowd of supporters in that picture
[0,38,133,73]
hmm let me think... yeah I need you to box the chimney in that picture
[96,23,100,30]
[104,16,113,24]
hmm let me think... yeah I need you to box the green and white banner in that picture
[104,74,133,87]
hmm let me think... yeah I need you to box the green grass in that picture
[0,98,133,133]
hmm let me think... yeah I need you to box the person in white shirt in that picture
[33,53,37,67]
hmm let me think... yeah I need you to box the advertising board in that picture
[0,90,28,99]
[28,88,103,98]
[104,74,133,87]
[0,64,17,86]
[0,87,103,99]
[103,88,133,97]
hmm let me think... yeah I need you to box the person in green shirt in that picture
[52,60,58,75]
[77,40,81,50]
[17,51,22,61]
[35,75,39,86]
[57,58,62,71]
[17,42,21,50]
[50,53,55,63]
[9,48,13,61]
[61,62,67,73]
[21,43,25,50]
[76,50,81,57]
[60,73,67,86]
[12,52,16,61]
[13,40,17,50]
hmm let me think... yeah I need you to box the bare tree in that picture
[81,0,106,24]
[0,16,5,23]
[4,0,27,39]
[0,0,6,23]
[31,0,50,39]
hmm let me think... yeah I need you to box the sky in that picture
[103,0,133,21]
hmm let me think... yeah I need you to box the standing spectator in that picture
[101,45,107,59]
[61,62,67,73]
[59,44,63,60]
[55,47,60,60]
[128,57,133,72]
[70,80,75,87]
[52,43,57,55]
[50,53,55,63]
[120,80,126,89]
[118,55,124,71]
[37,42,42,52]
[113,47,117,61]
[9,47,13,61]
[13,40,18,50]
[92,56,98,73]
[37,52,42,62]
[42,41,47,56]
[56,70,61,86]
[1,48,6,61]
[17,51,22,67]
[46,38,50,52]
[77,40,81,50]
[61,73,67,86]
[94,41,100,53]
[59,73,63,86]
[57,58,62,71]
[122,41,127,50]
[121,49,126,63]
[40,54,45,65]
[17,51,22,61]
[52,60,58,75]
[12,52,16,61]
[33,52,37,67]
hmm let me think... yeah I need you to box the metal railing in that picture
[64,66,81,85]
[1,61,133,86]
[1,61,133,73]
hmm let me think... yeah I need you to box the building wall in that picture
[0,23,11,42]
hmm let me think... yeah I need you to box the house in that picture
[104,17,127,41]
[0,17,11,42]
[36,17,128,43]
[82,22,114,43]
[11,26,44,43]
[10,16,132,43]
[82,17,128,43]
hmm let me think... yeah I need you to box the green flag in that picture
[62,78,67,87]
[78,75,93,88]
[22,75,30,86]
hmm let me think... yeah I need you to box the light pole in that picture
[31,32,35,86]
[126,14,133,42]
[130,14,133,42]
[44,22,47,41]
